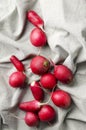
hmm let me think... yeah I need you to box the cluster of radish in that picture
[8,10,74,128]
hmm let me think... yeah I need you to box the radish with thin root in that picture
[51,89,71,108]
[40,73,57,90]
[10,55,25,72]
[38,105,56,122]
[19,100,41,112]
[30,55,50,75]
[30,81,44,101]
[25,112,39,127]
[27,10,44,29]
[54,65,73,84]
[30,28,47,47]
[9,72,26,88]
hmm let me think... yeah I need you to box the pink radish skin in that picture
[54,65,73,84]
[27,10,44,28]
[51,89,71,108]
[40,73,57,89]
[19,100,41,112]
[38,105,56,122]
[9,72,26,88]
[30,81,44,101]
[10,55,25,72]
[30,28,47,47]
[25,112,39,127]
[30,55,50,75]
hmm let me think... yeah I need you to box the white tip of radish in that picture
[31,81,35,86]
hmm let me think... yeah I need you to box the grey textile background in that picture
[0,0,86,130]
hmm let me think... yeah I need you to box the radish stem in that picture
[40,85,56,105]
[47,121,52,126]
[37,47,42,55]
[48,58,56,68]
[8,113,24,120]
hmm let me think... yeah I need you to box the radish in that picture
[40,73,57,90]
[27,10,44,29]
[30,27,47,47]
[19,100,41,112]
[19,98,53,112]
[25,112,39,127]
[54,65,73,84]
[9,71,26,88]
[30,81,44,101]
[30,55,50,75]
[10,55,25,72]
[38,105,56,122]
[51,89,71,108]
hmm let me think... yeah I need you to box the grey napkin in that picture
[0,0,86,130]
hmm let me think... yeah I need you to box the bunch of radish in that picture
[18,58,73,127]
[19,80,56,127]
[8,10,74,129]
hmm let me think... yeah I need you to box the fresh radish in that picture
[10,55,25,72]
[51,89,71,108]
[40,73,57,90]
[30,55,50,75]
[30,81,44,101]
[19,97,53,112]
[38,105,56,122]
[24,112,39,127]
[9,72,26,88]
[27,10,44,29]
[54,65,73,84]
[19,100,41,112]
[30,27,47,47]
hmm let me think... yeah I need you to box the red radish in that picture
[51,89,71,108]
[30,55,50,75]
[30,27,47,47]
[10,55,25,72]
[54,65,73,84]
[40,73,57,89]
[38,105,56,122]
[30,81,44,101]
[27,10,44,29]
[9,72,26,88]
[24,112,39,127]
[19,100,41,112]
